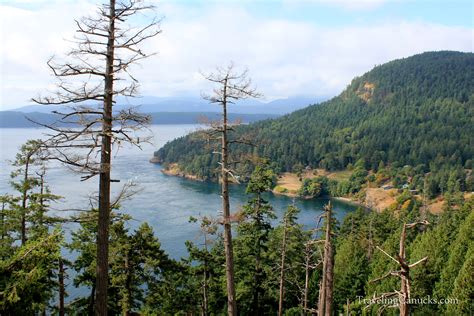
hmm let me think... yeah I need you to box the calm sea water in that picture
[0,125,357,299]
[0,125,358,257]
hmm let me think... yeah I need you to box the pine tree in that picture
[235,163,276,314]
[0,227,63,314]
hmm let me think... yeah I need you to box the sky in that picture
[0,0,472,110]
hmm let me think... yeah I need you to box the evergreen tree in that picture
[268,204,308,315]
[0,227,62,314]
[434,199,474,308]
[234,163,276,314]
[333,236,369,312]
[184,216,225,315]
[68,210,175,315]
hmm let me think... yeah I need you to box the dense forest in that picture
[1,155,472,315]
[1,0,473,312]
[155,51,474,197]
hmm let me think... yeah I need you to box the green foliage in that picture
[434,199,474,306]
[446,247,474,314]
[333,236,369,311]
[299,178,323,197]
[155,52,474,185]
[182,216,226,314]
[0,228,62,314]
[0,140,64,315]
[268,205,309,310]
[68,210,178,315]
[234,163,277,314]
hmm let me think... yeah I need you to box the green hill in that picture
[154,51,474,192]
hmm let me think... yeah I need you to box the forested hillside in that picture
[154,52,474,190]
[2,151,473,314]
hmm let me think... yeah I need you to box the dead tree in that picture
[369,220,429,316]
[299,239,321,315]
[318,202,335,316]
[200,63,262,315]
[32,1,160,314]
[278,204,301,316]
[278,212,289,316]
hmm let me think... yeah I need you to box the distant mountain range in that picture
[0,111,281,128]
[7,95,327,115]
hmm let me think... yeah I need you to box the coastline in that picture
[330,196,366,208]
[160,164,206,182]
[154,160,367,208]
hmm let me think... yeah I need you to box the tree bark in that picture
[318,276,326,316]
[399,224,409,316]
[1,199,6,241]
[318,203,334,316]
[303,246,310,315]
[20,154,31,245]
[278,216,288,316]
[202,268,208,316]
[252,202,262,315]
[324,204,334,316]
[202,232,209,316]
[96,0,115,314]
[221,80,237,316]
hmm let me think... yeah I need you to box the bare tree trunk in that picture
[20,154,31,245]
[59,258,65,316]
[399,224,409,316]
[324,241,334,316]
[96,1,115,314]
[202,231,209,316]
[1,199,6,241]
[38,169,45,229]
[221,86,237,316]
[33,0,159,312]
[278,216,288,316]
[303,248,310,315]
[371,220,428,315]
[318,276,326,316]
[323,204,334,316]
[318,203,334,316]
[252,201,262,315]
[202,268,208,316]
[201,64,260,315]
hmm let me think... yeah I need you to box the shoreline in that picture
[160,166,206,182]
[154,161,367,208]
[330,196,366,208]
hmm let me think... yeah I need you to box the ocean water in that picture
[0,125,357,299]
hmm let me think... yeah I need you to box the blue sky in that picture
[4,0,472,27]
[226,0,473,28]
[0,0,472,109]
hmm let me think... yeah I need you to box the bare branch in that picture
[408,256,428,268]
[376,245,399,264]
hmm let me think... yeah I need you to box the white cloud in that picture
[0,1,472,109]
